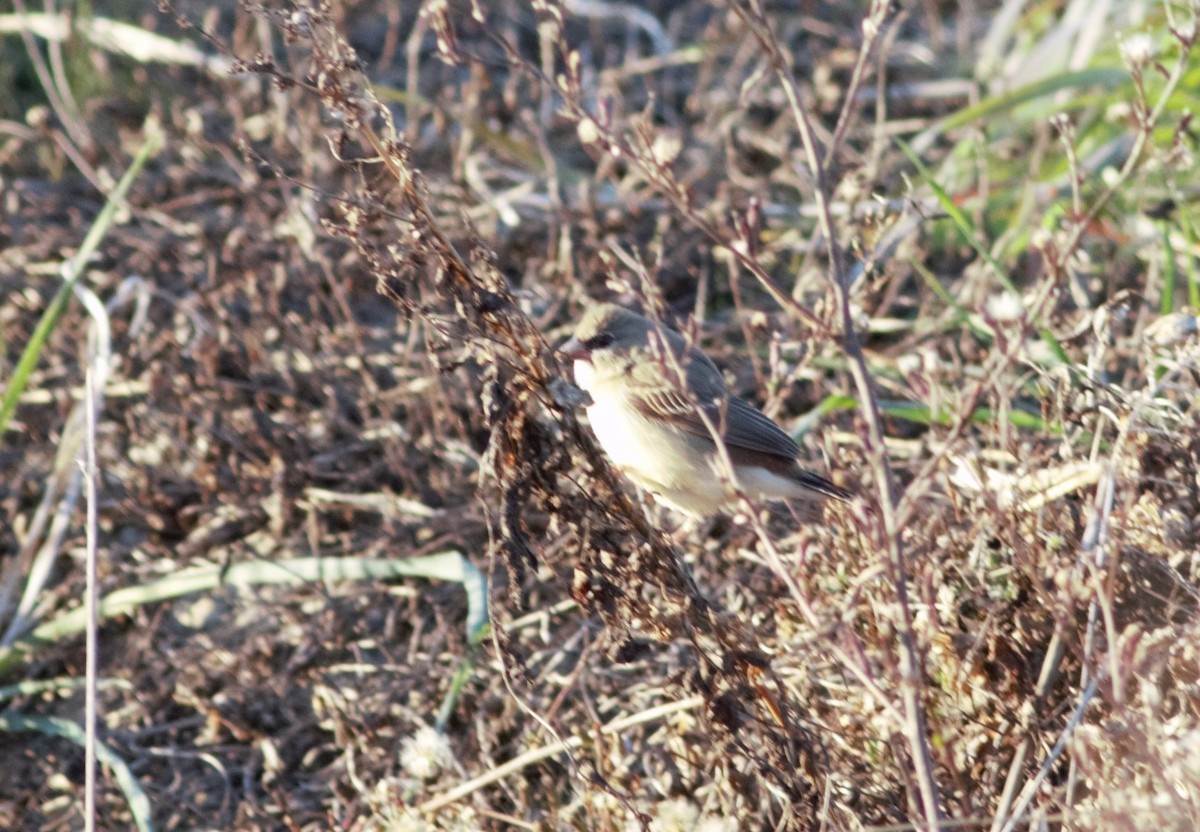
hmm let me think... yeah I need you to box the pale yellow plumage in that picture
[560,304,849,518]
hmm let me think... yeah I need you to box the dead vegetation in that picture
[1,0,1199,830]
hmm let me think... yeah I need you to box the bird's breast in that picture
[583,389,711,487]
[583,394,662,472]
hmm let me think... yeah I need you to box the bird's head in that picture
[559,304,659,363]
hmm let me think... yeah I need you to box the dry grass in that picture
[1,0,1199,830]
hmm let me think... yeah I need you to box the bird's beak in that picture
[559,336,590,362]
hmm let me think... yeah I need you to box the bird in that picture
[559,303,850,518]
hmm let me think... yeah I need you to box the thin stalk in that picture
[735,1,944,826]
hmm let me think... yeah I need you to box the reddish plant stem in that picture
[732,1,945,827]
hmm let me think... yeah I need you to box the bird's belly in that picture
[584,397,728,516]
[584,397,674,472]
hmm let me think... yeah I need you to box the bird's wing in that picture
[625,347,801,461]
[719,394,804,459]
[623,346,851,500]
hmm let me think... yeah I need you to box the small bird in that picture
[560,304,850,518]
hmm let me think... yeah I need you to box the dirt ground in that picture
[2,1,1199,830]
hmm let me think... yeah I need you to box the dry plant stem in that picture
[992,467,1116,831]
[823,0,891,172]
[0,436,82,645]
[994,244,1170,828]
[9,0,92,155]
[1063,404,1145,809]
[734,1,944,825]
[403,8,428,146]
[1057,27,1194,260]
[418,695,705,814]
[868,9,906,177]
[83,364,98,832]
[989,630,1067,832]
[0,124,157,642]
[997,678,1101,832]
[73,279,113,832]
[483,528,581,799]
[555,104,826,329]
[286,16,776,809]
[791,0,888,296]
[355,115,568,392]
[42,0,85,149]
[990,35,1194,826]
[49,130,107,196]
[975,340,1083,827]
[625,256,901,723]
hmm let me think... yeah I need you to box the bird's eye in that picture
[584,332,614,349]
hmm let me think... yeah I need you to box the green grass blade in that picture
[0,712,154,832]
[1182,203,1200,309]
[432,556,490,730]
[0,676,131,703]
[0,122,163,441]
[1162,223,1177,315]
[909,259,999,341]
[898,138,1069,365]
[939,68,1129,133]
[896,138,1017,295]
[814,393,1057,433]
[0,554,487,675]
